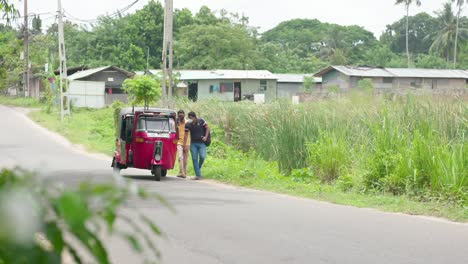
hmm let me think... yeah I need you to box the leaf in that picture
[124,234,142,253]
[140,215,162,236]
[65,244,83,264]
[71,227,109,264]
[55,192,90,230]
[102,209,116,231]
[44,221,64,253]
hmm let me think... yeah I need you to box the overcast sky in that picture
[13,0,467,37]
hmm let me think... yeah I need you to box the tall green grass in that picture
[0,95,42,107]
[181,95,467,205]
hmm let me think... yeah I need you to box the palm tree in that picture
[395,0,422,67]
[430,2,468,64]
[430,3,457,63]
[452,0,467,66]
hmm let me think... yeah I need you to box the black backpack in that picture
[203,125,211,147]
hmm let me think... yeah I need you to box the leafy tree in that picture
[123,75,161,108]
[195,6,220,25]
[175,23,259,70]
[414,53,448,68]
[364,45,397,66]
[0,0,16,22]
[261,19,377,65]
[381,13,440,56]
[125,0,165,69]
[329,48,347,65]
[0,26,22,91]
[261,19,327,57]
[395,0,422,67]
[174,8,194,35]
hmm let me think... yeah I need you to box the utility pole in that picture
[161,0,174,109]
[57,0,70,122]
[23,0,29,97]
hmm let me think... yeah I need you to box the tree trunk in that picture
[453,5,461,67]
[405,4,410,68]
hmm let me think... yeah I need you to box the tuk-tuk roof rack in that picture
[120,107,176,116]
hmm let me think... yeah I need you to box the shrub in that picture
[0,169,164,264]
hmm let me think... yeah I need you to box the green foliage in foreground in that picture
[0,169,164,264]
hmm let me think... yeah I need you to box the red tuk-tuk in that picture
[112,107,177,181]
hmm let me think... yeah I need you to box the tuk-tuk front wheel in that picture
[152,165,162,181]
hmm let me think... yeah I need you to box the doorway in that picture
[188,82,198,102]
[234,82,242,102]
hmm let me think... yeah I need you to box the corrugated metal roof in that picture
[147,69,277,80]
[275,74,322,83]
[68,66,134,81]
[68,66,111,81]
[385,68,468,79]
[332,66,394,77]
[316,66,468,79]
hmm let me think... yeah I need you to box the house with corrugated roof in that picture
[314,66,468,91]
[67,66,134,108]
[275,74,322,97]
[146,69,278,102]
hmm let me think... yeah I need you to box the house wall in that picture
[194,79,277,101]
[69,81,105,108]
[394,78,466,90]
[277,83,302,98]
[323,71,467,91]
[350,77,393,90]
[322,70,350,91]
[80,70,129,92]
[28,77,42,98]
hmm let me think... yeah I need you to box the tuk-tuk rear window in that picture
[137,116,173,132]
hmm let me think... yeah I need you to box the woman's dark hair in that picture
[187,111,196,118]
[177,109,185,114]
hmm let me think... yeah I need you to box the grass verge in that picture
[21,102,468,222]
[0,95,42,108]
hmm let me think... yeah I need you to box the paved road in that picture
[1,105,467,264]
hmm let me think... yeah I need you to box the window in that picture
[260,80,267,91]
[383,77,393,84]
[220,82,234,93]
[209,85,219,93]
[137,116,170,132]
[120,116,134,141]
[410,79,423,88]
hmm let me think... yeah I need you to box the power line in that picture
[63,0,140,24]
[0,12,54,22]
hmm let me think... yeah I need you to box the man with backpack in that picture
[184,111,210,180]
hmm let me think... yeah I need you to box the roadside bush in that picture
[308,133,350,183]
[181,95,467,205]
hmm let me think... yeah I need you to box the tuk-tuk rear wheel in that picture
[113,158,121,174]
[162,169,167,177]
[152,165,161,181]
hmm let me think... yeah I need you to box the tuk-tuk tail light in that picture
[135,137,144,143]
[154,141,163,161]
